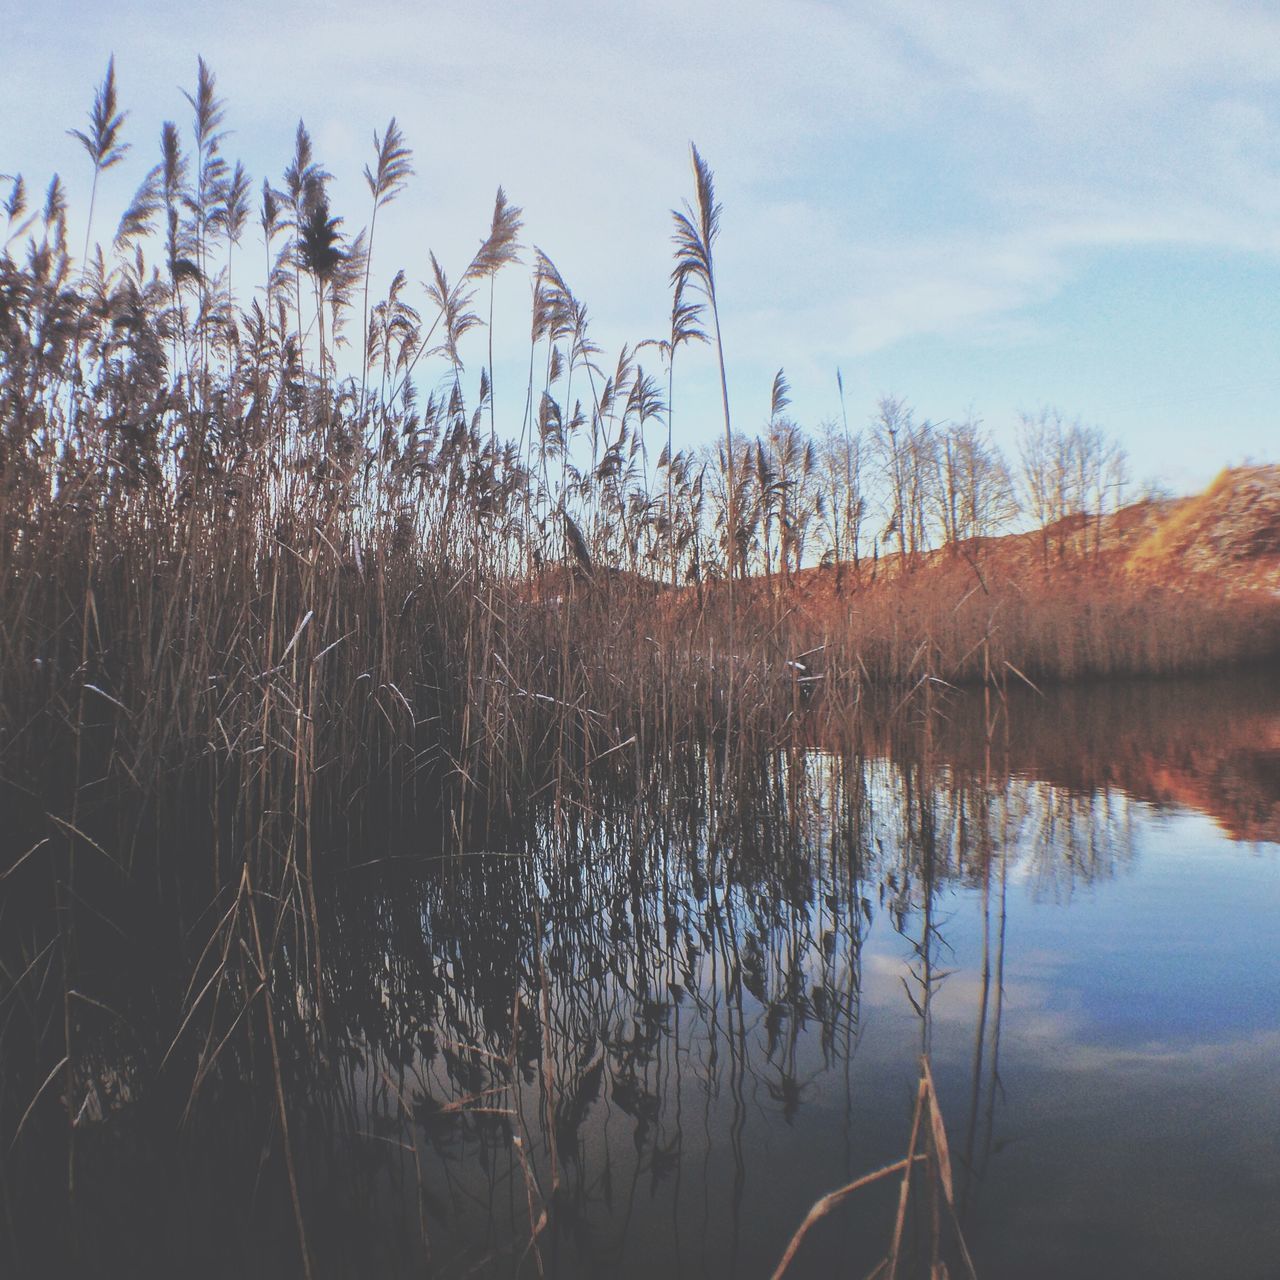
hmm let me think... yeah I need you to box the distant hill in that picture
[752,463,1280,606]
[649,464,1280,685]
[535,466,1280,684]
[1124,464,1280,593]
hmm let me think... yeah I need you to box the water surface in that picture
[4,672,1278,1278]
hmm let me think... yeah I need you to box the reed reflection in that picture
[3,672,1278,1278]
[298,741,1146,1277]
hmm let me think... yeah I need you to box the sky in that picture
[3,0,1279,494]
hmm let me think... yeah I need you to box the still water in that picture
[5,673,1279,1278]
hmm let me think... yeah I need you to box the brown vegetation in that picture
[681,464,1280,688]
[2,59,1279,1278]
[1126,463,1280,591]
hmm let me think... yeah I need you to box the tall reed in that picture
[2,62,1279,1276]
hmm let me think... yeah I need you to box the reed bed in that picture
[4,61,1277,851]
[778,567,1280,687]
[3,58,1279,1278]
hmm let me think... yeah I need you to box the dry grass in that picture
[2,62,1279,1277]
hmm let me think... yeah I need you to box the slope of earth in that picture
[695,464,1280,685]
[1124,464,1280,593]
[754,464,1280,618]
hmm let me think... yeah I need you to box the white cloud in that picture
[5,0,1280,481]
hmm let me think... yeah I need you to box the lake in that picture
[3,670,1278,1278]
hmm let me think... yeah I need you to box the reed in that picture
[4,67,1276,842]
[772,1057,978,1280]
[2,59,1279,1277]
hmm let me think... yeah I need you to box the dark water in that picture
[3,672,1279,1278]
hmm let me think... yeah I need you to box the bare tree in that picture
[815,418,864,588]
[1018,408,1124,563]
[872,396,936,567]
[932,418,1017,549]
[1018,407,1072,563]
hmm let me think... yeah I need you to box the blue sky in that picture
[4,0,1279,493]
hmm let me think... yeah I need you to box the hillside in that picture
[644,464,1280,686]
[779,463,1280,606]
[1125,464,1280,593]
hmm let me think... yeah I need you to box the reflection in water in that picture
[910,667,1280,845]
[2,672,1279,1278]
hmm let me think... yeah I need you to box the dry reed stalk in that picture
[244,864,314,1280]
[770,1056,979,1280]
[769,1154,928,1280]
